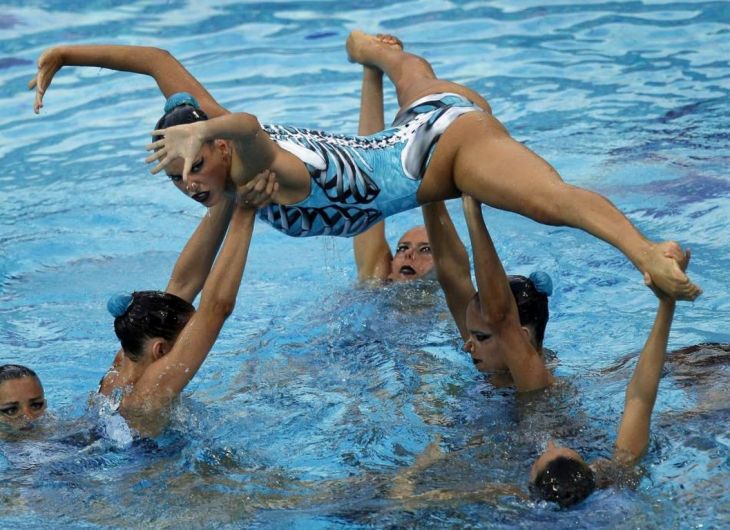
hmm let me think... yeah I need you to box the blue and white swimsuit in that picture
[257,92,483,237]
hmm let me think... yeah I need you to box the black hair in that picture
[507,275,549,348]
[531,456,596,507]
[153,104,208,142]
[113,291,195,362]
[0,364,40,386]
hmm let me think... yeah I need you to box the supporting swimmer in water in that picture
[0,365,46,431]
[30,34,699,301]
[351,35,436,283]
[97,171,276,437]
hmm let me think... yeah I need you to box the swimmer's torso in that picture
[258,93,482,237]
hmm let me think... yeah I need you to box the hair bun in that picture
[529,271,553,296]
[164,92,200,113]
[107,293,133,318]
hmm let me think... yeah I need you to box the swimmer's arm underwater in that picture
[422,201,474,340]
[463,196,552,392]
[30,44,227,117]
[613,252,687,465]
[353,66,392,281]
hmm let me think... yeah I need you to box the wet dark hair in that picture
[507,275,550,348]
[0,364,40,386]
[531,456,596,507]
[153,104,208,143]
[112,291,195,362]
[472,275,550,348]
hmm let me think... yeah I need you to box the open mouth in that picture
[399,265,416,276]
[191,191,210,204]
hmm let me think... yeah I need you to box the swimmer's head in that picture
[0,365,46,429]
[155,93,232,208]
[529,441,596,507]
[464,272,551,372]
[388,226,434,282]
[109,291,195,362]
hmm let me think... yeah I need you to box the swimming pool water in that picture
[1,1,728,528]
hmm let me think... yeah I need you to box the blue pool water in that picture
[1,1,729,528]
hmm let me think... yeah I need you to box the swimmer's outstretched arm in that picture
[421,201,473,339]
[30,44,227,118]
[463,196,552,392]
[612,251,687,465]
[353,66,392,281]
[166,171,277,302]
[127,199,258,414]
[166,197,235,303]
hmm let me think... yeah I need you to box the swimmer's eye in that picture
[30,400,45,411]
[191,159,204,174]
[168,174,182,183]
[474,332,491,342]
[419,245,432,254]
[0,406,18,416]
[396,244,409,253]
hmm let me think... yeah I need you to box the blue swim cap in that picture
[529,271,553,297]
[107,293,133,318]
[163,92,200,113]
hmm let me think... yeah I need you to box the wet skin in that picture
[0,376,46,429]
[388,226,434,281]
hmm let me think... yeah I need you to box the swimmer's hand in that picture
[146,122,206,180]
[643,243,697,301]
[236,169,279,209]
[28,47,64,114]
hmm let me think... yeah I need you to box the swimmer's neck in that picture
[100,355,148,396]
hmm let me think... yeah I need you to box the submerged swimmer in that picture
[30,33,699,300]
[97,173,274,437]
[0,365,46,433]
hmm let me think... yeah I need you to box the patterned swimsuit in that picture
[257,92,482,237]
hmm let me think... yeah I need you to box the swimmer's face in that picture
[463,299,509,372]
[529,440,585,484]
[0,376,46,429]
[388,226,433,282]
[165,141,232,208]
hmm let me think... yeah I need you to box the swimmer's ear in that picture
[150,339,170,362]
[214,139,230,157]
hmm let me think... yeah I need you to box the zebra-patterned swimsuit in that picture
[257,92,482,237]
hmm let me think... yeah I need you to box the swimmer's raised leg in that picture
[346,30,700,301]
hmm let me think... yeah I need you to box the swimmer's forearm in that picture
[463,198,514,324]
[422,201,473,339]
[614,298,675,461]
[358,67,385,136]
[197,112,263,144]
[53,45,226,116]
[166,196,235,303]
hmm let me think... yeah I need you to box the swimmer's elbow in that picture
[231,112,262,139]
[199,297,236,321]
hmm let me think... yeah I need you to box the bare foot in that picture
[643,242,701,301]
[347,29,401,65]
